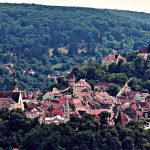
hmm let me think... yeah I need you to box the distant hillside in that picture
[0,3,150,59]
[0,3,150,91]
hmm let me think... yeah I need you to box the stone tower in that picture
[68,73,75,87]
[64,97,70,123]
[12,77,19,92]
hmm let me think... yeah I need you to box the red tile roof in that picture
[72,98,81,105]
[52,109,64,117]
[138,102,150,111]
[95,91,110,99]
[59,98,74,105]
[102,54,116,61]
[139,47,149,53]
[74,79,91,88]
[117,111,131,126]
[130,103,138,110]
[117,97,132,104]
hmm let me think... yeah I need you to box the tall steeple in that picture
[68,73,75,87]
[64,96,70,122]
[12,72,19,92]
[12,77,19,92]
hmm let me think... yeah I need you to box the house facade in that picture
[73,79,91,95]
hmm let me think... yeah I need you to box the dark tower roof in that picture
[68,73,75,80]
[12,77,19,91]
[0,91,20,103]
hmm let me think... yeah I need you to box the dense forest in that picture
[0,108,150,150]
[0,3,150,91]
[72,51,150,96]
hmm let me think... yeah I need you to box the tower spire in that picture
[64,95,70,123]
[12,73,19,91]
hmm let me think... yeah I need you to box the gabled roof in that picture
[74,79,91,87]
[59,97,74,105]
[102,54,117,61]
[0,98,16,108]
[117,97,132,104]
[72,98,81,105]
[116,111,131,126]
[95,91,110,99]
[52,109,64,117]
[52,87,61,94]
[138,102,150,111]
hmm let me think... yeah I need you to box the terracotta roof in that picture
[120,103,130,110]
[103,98,114,104]
[138,102,150,111]
[75,106,90,114]
[139,47,149,53]
[74,79,91,88]
[95,91,110,99]
[116,111,131,126]
[130,102,138,110]
[118,97,132,104]
[124,107,137,119]
[52,109,64,117]
[72,98,81,105]
[102,54,117,61]
[0,98,16,108]
[59,98,74,105]
[91,109,112,116]
[117,55,126,62]
[50,102,62,110]
[52,88,61,94]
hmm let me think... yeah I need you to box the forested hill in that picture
[0,3,150,59]
[0,3,150,91]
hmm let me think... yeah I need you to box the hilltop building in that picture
[102,53,126,65]
[138,45,150,59]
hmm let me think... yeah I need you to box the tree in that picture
[144,80,150,92]
[109,73,128,86]
[68,42,78,57]
[53,48,61,56]
[108,84,120,96]
[144,69,150,80]
[86,68,96,80]
[108,63,118,73]
[148,43,150,52]
[120,62,135,77]
[99,111,111,125]
[128,78,142,91]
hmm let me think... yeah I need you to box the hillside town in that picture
[0,49,150,129]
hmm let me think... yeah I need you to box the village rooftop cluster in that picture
[0,47,150,128]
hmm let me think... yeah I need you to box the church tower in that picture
[68,73,75,87]
[12,77,19,92]
[64,97,70,123]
